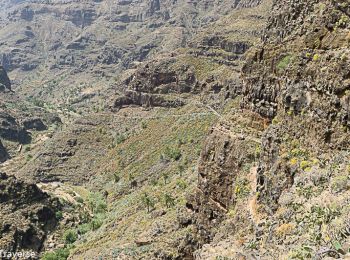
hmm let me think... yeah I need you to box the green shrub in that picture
[162,172,169,184]
[164,146,182,161]
[90,214,105,231]
[63,229,78,244]
[76,197,84,204]
[176,179,188,190]
[234,179,250,198]
[141,121,147,129]
[78,223,91,235]
[150,178,158,186]
[290,148,308,158]
[313,54,320,61]
[300,160,311,170]
[178,164,185,175]
[55,211,63,220]
[336,14,349,29]
[163,193,176,208]
[115,134,127,145]
[87,193,107,214]
[42,248,70,260]
[277,55,294,71]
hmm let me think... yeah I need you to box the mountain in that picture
[0,0,259,107]
[1,0,350,259]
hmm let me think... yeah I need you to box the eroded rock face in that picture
[112,57,196,109]
[187,119,260,250]
[0,172,59,256]
[22,117,47,131]
[188,129,240,243]
[242,0,350,211]
[0,111,31,144]
[0,66,11,91]
[190,0,350,258]
[0,141,9,163]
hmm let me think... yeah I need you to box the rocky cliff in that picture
[189,0,350,259]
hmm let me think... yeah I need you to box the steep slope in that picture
[0,1,272,259]
[38,2,271,259]
[189,0,350,259]
[0,66,61,168]
[4,0,350,259]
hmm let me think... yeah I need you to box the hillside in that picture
[1,0,350,259]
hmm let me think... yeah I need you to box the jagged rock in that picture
[0,172,59,255]
[112,57,196,109]
[187,125,257,245]
[22,118,47,131]
[0,66,11,91]
[0,111,31,144]
[0,140,9,163]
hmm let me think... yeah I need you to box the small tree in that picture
[141,193,155,213]
[87,193,107,214]
[163,193,175,208]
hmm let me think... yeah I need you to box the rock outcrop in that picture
[0,172,59,257]
[242,0,350,211]
[112,57,196,109]
[0,66,11,91]
[0,111,31,144]
[0,140,8,163]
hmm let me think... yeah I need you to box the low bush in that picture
[63,229,78,244]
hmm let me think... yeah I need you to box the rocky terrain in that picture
[1,0,350,259]
[188,0,350,259]
[0,0,261,110]
[0,172,59,257]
